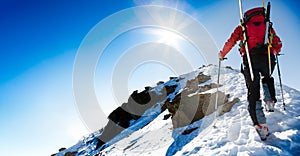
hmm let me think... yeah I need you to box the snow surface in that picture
[58,65,300,156]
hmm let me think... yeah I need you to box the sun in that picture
[145,28,185,50]
[157,29,184,46]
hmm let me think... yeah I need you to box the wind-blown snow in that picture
[58,65,300,156]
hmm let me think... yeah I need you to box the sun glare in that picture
[148,29,185,50]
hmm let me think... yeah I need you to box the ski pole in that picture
[276,54,286,110]
[215,58,222,111]
[215,57,227,111]
[213,58,222,128]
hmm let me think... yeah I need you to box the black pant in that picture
[242,54,276,125]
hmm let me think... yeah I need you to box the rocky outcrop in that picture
[165,72,239,129]
[96,84,178,147]
[185,72,211,93]
[51,148,77,156]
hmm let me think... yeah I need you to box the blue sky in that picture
[0,0,299,155]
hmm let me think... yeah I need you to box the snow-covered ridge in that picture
[56,65,300,156]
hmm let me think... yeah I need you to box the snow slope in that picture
[58,65,300,156]
[172,69,300,156]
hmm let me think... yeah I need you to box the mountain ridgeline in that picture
[54,65,300,156]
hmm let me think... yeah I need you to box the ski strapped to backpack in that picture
[238,0,254,81]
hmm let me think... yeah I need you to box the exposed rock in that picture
[59,148,66,152]
[97,84,178,148]
[165,85,178,95]
[219,98,240,116]
[166,72,239,129]
[51,147,67,156]
[123,141,137,152]
[185,79,199,93]
[144,86,151,91]
[131,90,151,105]
[166,90,230,128]
[185,72,211,93]
[163,114,172,120]
[196,72,211,84]
[225,66,234,70]
[169,76,177,80]
[182,127,199,135]
[64,151,77,156]
[108,107,134,128]
[199,83,220,93]
[157,81,164,85]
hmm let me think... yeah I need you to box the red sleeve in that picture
[220,26,243,58]
[270,28,282,54]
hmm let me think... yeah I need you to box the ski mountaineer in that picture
[219,7,282,140]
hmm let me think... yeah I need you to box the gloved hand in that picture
[271,48,281,55]
[218,51,224,60]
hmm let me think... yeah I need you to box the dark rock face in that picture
[98,84,178,146]
[108,107,134,128]
[131,90,151,105]
[157,81,164,85]
[51,148,77,156]
[107,89,153,128]
[64,152,77,156]
[59,148,66,152]
[182,127,199,135]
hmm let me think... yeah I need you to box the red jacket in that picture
[220,25,282,58]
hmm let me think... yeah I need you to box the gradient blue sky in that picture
[0,0,299,155]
